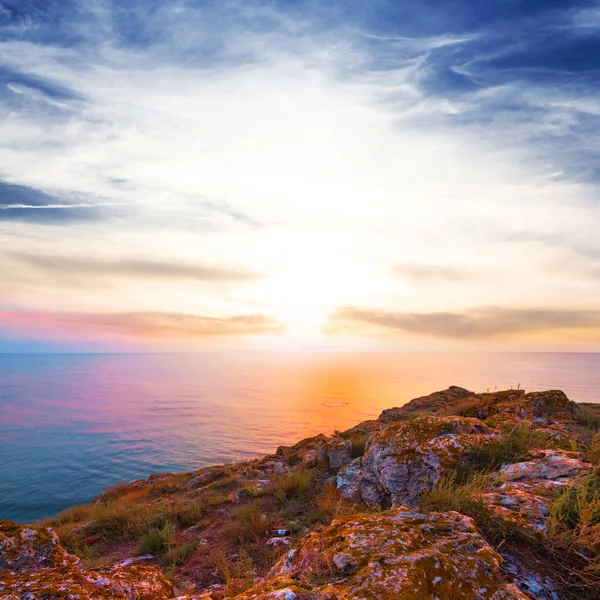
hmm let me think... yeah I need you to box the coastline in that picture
[2,386,600,599]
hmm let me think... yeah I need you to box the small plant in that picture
[165,540,198,566]
[574,406,600,432]
[461,425,557,476]
[268,468,314,503]
[138,520,176,555]
[341,431,370,458]
[226,502,271,544]
[201,489,229,506]
[214,549,255,596]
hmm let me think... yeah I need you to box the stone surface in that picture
[234,508,531,599]
[378,386,478,422]
[337,416,496,507]
[482,449,592,532]
[0,520,172,600]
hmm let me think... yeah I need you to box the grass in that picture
[548,473,600,572]
[574,406,600,432]
[421,470,600,599]
[268,467,314,503]
[226,502,272,544]
[341,431,370,458]
[213,549,255,596]
[138,520,176,555]
[459,425,557,478]
[166,540,198,566]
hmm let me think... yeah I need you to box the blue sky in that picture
[1,0,600,352]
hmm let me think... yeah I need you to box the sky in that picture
[1,0,600,352]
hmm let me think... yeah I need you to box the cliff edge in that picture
[2,387,599,599]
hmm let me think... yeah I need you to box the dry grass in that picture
[226,502,272,544]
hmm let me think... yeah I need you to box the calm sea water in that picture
[1,352,599,524]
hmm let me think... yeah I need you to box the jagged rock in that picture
[379,386,478,421]
[377,388,579,435]
[337,416,496,507]
[276,434,352,471]
[234,508,531,599]
[0,520,172,600]
[499,449,588,482]
[482,449,592,532]
[320,437,353,470]
[480,390,577,425]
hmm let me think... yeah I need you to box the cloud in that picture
[2,1,600,348]
[326,306,600,339]
[6,251,261,284]
[1,309,283,338]
[393,263,480,283]
[0,180,104,222]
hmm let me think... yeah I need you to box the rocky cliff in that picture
[2,387,599,600]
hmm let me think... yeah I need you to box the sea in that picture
[1,351,598,524]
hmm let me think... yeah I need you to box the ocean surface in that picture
[1,351,599,524]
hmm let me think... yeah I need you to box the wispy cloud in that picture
[393,263,481,283]
[1,309,283,338]
[1,1,600,349]
[326,306,600,340]
[5,251,261,284]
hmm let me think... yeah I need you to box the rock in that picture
[482,450,592,532]
[502,553,560,600]
[499,449,589,482]
[0,520,172,600]
[480,390,577,426]
[276,433,353,471]
[379,386,478,421]
[236,508,531,599]
[266,536,290,547]
[186,466,230,489]
[113,554,154,568]
[377,388,580,433]
[148,472,176,483]
[337,416,496,507]
[320,437,353,470]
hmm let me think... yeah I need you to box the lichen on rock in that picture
[337,415,497,507]
[0,520,172,600]
[236,508,531,599]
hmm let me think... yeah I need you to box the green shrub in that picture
[138,521,176,555]
[574,406,600,432]
[166,540,198,565]
[226,502,271,544]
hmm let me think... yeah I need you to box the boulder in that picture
[234,508,531,599]
[378,386,478,421]
[482,449,592,532]
[0,520,172,600]
[337,416,496,507]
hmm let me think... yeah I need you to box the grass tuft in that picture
[138,520,176,555]
[226,502,271,544]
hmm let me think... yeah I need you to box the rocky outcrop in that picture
[378,386,478,421]
[482,449,592,532]
[232,508,530,599]
[275,434,353,471]
[8,386,597,600]
[0,520,172,600]
[337,416,496,507]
